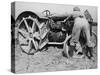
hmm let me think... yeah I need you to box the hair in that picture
[73,7,80,11]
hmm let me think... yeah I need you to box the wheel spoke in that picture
[18,29,29,39]
[18,34,28,44]
[23,19,29,32]
[28,40,33,53]
[32,39,38,50]
[34,19,40,27]
[32,21,35,33]
[20,44,28,46]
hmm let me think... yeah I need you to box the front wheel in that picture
[17,16,40,55]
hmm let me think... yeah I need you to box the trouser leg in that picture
[70,23,82,46]
[70,23,83,57]
[83,24,94,47]
[83,24,94,58]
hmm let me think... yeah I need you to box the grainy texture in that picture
[12,2,97,73]
[15,27,97,73]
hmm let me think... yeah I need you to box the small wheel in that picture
[90,31,97,48]
[17,16,40,55]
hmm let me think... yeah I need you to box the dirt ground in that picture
[14,26,97,73]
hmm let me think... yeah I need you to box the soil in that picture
[14,26,97,73]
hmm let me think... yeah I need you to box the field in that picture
[14,26,97,73]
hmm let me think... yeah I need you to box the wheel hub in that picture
[29,32,33,38]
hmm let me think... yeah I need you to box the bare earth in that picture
[15,26,97,73]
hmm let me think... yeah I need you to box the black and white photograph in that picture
[11,2,97,73]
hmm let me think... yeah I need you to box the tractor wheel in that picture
[17,15,40,55]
